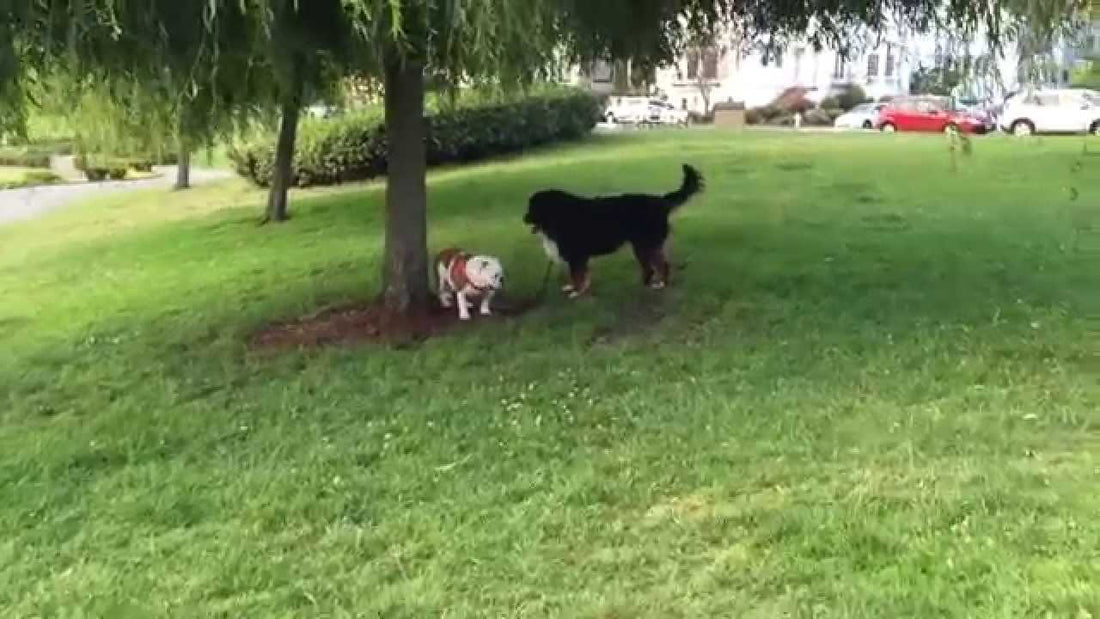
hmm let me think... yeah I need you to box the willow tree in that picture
[0,1,274,192]
[1,0,1084,313]
[340,0,1084,314]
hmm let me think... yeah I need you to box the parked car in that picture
[653,101,690,126]
[876,96,990,134]
[999,89,1100,136]
[604,96,661,124]
[833,102,886,130]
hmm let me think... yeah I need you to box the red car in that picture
[876,96,989,134]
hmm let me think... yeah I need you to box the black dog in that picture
[524,164,703,296]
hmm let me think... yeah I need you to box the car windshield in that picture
[850,103,873,113]
[1084,91,1100,106]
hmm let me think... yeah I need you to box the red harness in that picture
[438,248,491,293]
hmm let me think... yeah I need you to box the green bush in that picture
[75,153,169,173]
[23,170,62,185]
[767,113,796,127]
[85,168,108,182]
[0,170,63,190]
[802,108,840,126]
[0,139,76,168]
[229,90,603,188]
[836,84,868,111]
[0,147,52,168]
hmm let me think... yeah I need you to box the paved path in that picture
[0,166,233,226]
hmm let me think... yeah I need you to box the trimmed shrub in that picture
[687,111,712,125]
[836,84,868,110]
[802,108,842,126]
[767,113,796,127]
[75,153,168,172]
[108,167,127,180]
[0,147,52,168]
[229,90,603,188]
[0,170,63,190]
[85,167,108,182]
[23,170,62,185]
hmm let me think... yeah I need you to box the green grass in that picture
[1,129,1097,617]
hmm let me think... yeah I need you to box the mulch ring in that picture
[249,296,540,350]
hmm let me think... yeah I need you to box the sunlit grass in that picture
[0,129,1096,617]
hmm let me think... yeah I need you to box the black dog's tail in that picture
[662,164,704,212]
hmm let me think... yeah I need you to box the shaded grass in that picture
[0,130,1098,617]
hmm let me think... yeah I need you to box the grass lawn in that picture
[1,129,1097,617]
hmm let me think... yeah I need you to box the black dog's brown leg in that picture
[632,245,657,286]
[567,259,590,298]
[655,246,671,288]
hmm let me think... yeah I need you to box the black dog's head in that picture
[524,191,554,234]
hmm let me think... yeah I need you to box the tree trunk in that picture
[265,97,300,223]
[382,58,429,313]
[174,146,191,190]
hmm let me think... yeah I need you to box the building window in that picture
[681,98,688,110]
[686,51,699,80]
[885,46,896,77]
[702,48,719,79]
[833,56,847,79]
[867,53,880,78]
[590,61,612,83]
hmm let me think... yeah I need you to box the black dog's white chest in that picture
[538,232,565,264]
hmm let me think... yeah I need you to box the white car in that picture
[1000,89,1100,136]
[653,101,690,126]
[833,102,885,130]
[604,96,661,124]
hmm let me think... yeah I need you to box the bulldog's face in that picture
[466,255,504,290]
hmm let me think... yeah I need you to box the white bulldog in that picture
[436,248,504,320]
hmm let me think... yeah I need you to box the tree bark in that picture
[382,58,430,313]
[174,146,191,190]
[265,97,300,223]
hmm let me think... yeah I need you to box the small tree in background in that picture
[1072,57,1100,88]
[836,84,869,110]
[910,61,966,96]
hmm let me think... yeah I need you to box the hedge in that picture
[0,140,75,168]
[0,170,63,190]
[0,147,52,168]
[229,90,603,188]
